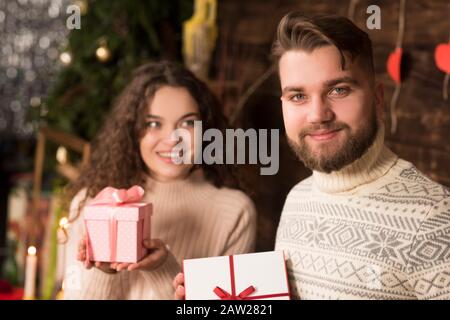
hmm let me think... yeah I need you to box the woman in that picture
[63,61,256,299]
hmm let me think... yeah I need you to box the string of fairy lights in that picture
[0,0,71,140]
[0,0,115,142]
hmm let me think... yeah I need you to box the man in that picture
[273,12,450,299]
[173,12,450,300]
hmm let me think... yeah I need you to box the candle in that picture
[24,246,37,300]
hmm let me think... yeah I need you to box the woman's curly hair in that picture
[64,60,237,221]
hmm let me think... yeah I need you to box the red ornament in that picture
[435,43,450,74]
[387,47,403,84]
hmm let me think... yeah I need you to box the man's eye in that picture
[330,87,350,97]
[289,93,307,102]
[146,121,160,129]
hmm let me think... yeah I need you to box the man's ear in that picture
[374,82,384,121]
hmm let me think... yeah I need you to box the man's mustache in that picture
[299,122,350,139]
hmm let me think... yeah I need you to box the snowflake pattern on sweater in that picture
[276,147,450,300]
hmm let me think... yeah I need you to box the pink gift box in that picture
[183,251,291,300]
[84,202,152,263]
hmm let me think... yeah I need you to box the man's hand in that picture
[173,272,185,300]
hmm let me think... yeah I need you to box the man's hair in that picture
[272,12,374,77]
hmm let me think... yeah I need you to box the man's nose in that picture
[306,96,334,124]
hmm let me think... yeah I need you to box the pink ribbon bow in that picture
[85,185,145,263]
[91,185,145,205]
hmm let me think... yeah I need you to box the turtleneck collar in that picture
[144,168,210,195]
[312,123,398,194]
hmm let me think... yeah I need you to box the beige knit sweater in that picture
[63,169,256,299]
[276,124,450,299]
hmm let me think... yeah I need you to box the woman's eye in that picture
[330,87,350,97]
[146,121,160,129]
[180,119,196,128]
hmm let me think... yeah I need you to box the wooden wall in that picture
[210,0,450,251]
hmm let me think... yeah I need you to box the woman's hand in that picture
[77,236,168,273]
[112,239,168,272]
[173,272,185,300]
[77,235,117,274]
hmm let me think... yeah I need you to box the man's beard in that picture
[288,113,378,173]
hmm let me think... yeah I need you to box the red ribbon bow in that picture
[213,255,290,300]
[213,256,254,300]
[213,285,256,300]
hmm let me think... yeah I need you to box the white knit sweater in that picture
[276,125,450,299]
[63,169,256,299]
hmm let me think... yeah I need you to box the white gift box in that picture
[183,251,290,300]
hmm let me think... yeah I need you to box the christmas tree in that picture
[41,0,193,141]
